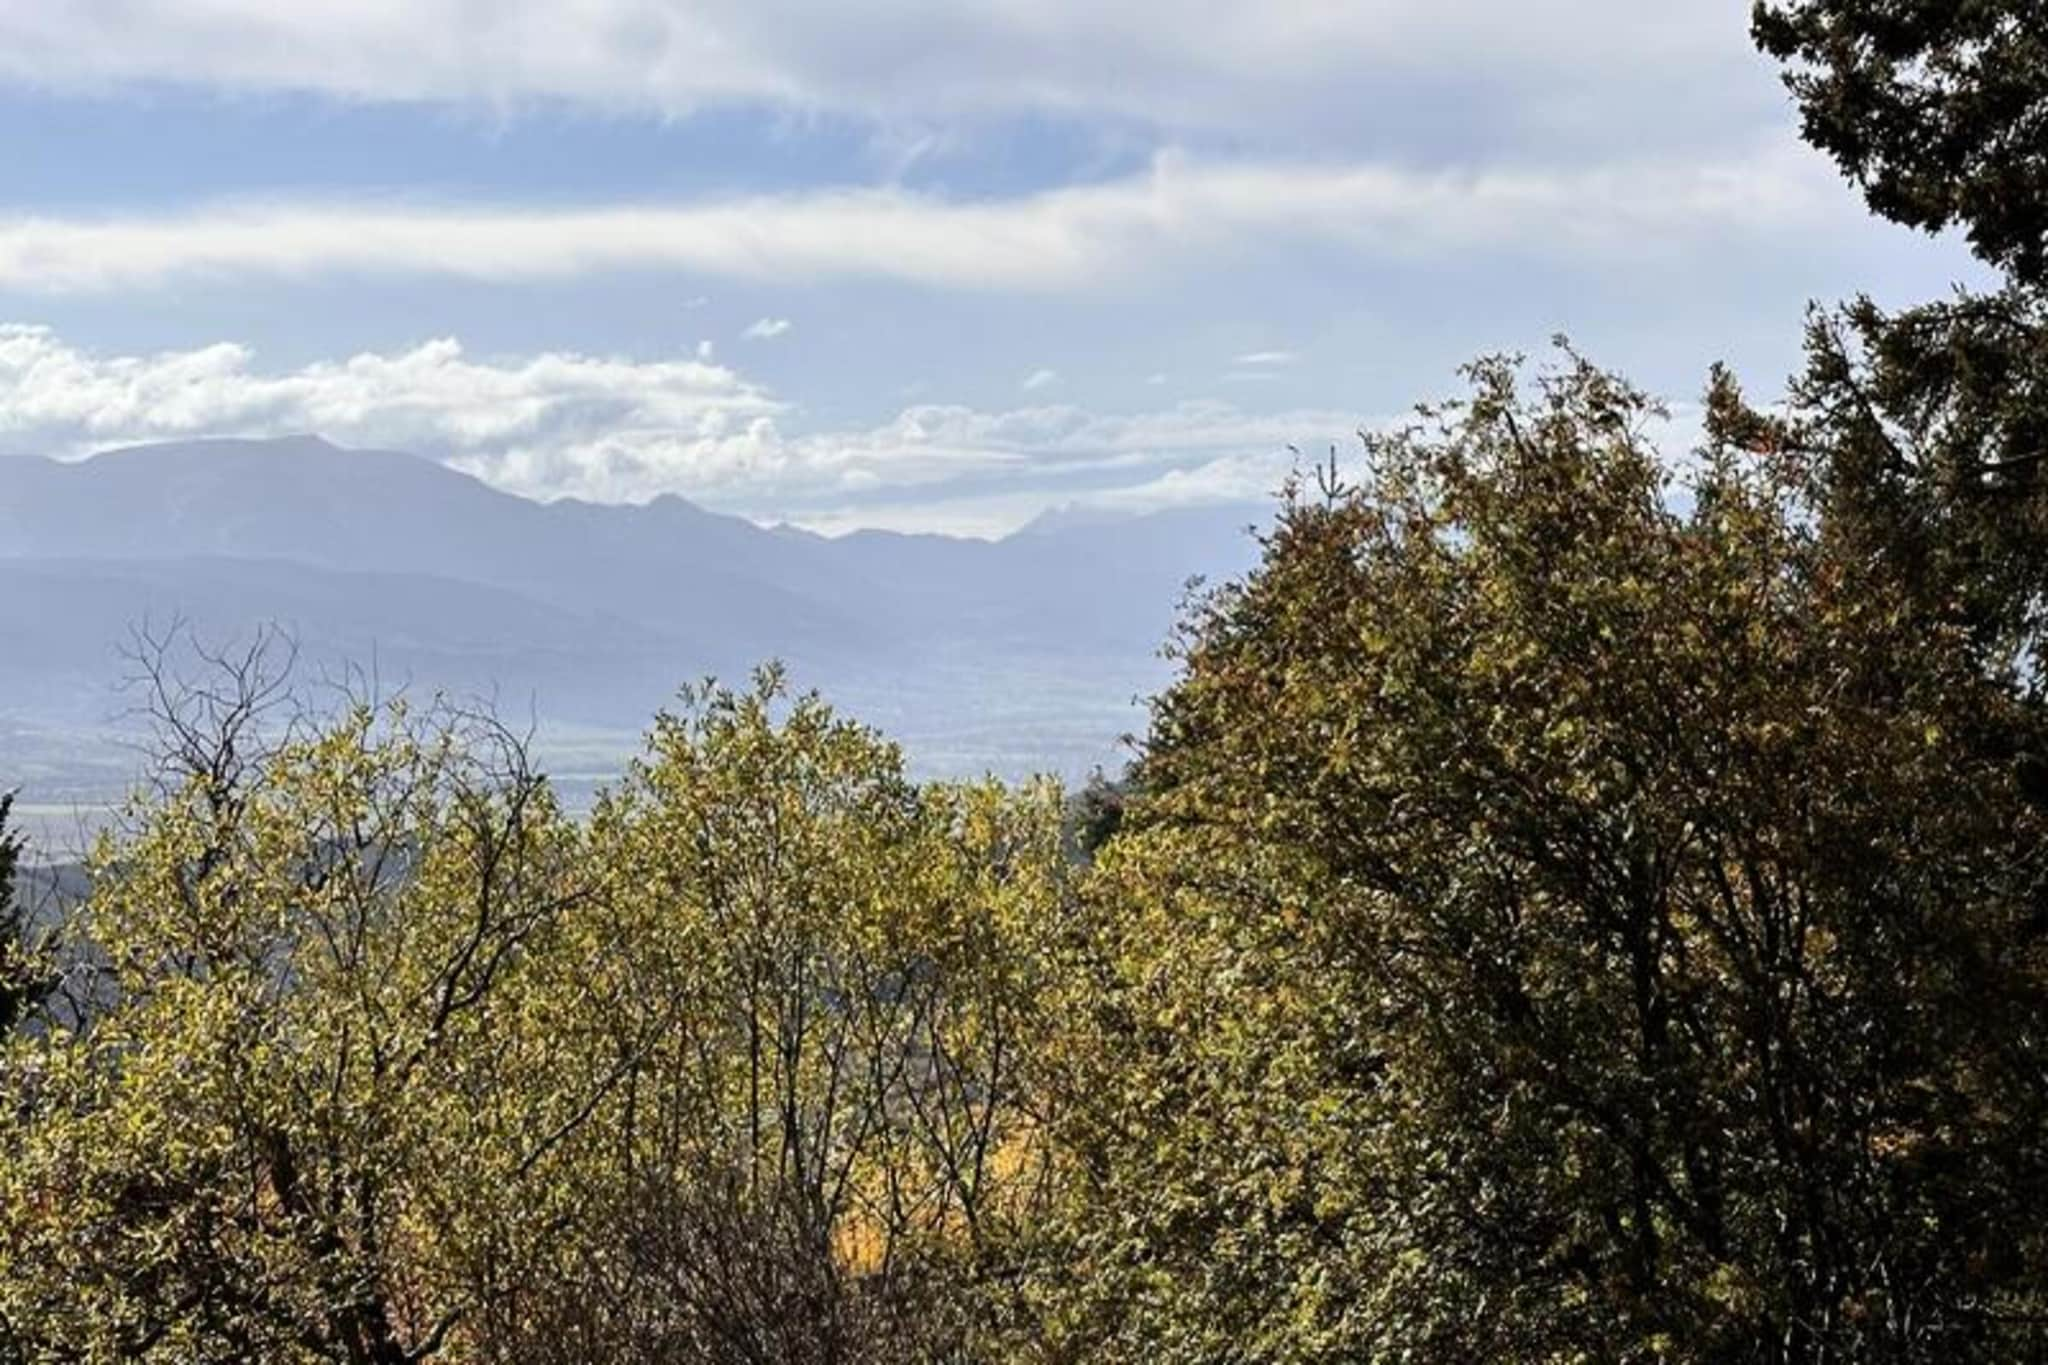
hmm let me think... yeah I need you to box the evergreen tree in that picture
[1755,0,2048,286]
[0,792,27,1034]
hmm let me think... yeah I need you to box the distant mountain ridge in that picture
[0,437,1265,787]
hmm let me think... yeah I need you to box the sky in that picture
[0,1,1991,536]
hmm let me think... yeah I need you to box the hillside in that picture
[0,437,1264,797]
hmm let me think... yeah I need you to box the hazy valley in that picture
[0,435,1263,838]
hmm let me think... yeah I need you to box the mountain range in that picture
[0,437,1266,813]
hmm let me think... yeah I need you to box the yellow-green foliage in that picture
[505,670,1076,1361]
[0,675,1076,1363]
[0,701,601,1361]
[1028,354,2048,1362]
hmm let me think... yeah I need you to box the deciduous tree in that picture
[1038,351,2048,1361]
[496,670,1075,1363]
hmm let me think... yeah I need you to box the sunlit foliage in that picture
[1034,353,2048,1360]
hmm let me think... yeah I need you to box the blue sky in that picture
[0,1,1988,535]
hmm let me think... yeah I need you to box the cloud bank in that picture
[0,324,1363,532]
[0,1,1762,151]
[0,144,1848,295]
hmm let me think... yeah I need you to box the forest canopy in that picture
[7,6,2048,1361]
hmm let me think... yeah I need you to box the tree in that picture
[0,638,618,1362]
[493,669,1076,1363]
[1064,768,1132,861]
[0,792,36,1036]
[1037,350,2048,1361]
[1754,0,2048,286]
[0,645,1078,1363]
[1750,291,2048,671]
[1752,2,2048,766]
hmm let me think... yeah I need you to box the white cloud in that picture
[0,142,1851,295]
[1020,368,1060,392]
[784,446,1315,537]
[1233,349,1297,366]
[0,323,1365,530]
[742,317,792,340]
[0,324,777,502]
[0,1,1766,157]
